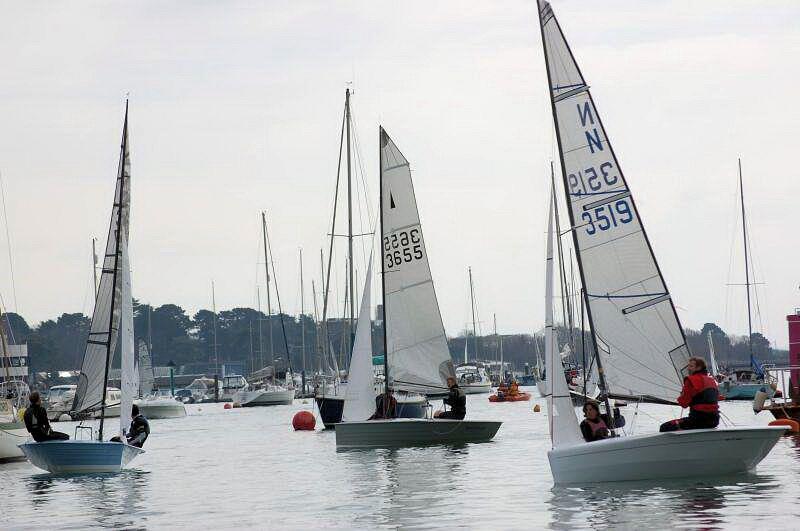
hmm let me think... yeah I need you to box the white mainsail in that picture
[138,340,155,397]
[380,128,456,395]
[342,259,376,422]
[546,184,583,447]
[539,1,689,403]
[119,237,136,436]
[72,105,131,416]
[707,331,720,376]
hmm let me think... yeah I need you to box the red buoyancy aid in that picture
[678,371,719,413]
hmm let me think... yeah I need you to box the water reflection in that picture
[548,473,779,530]
[26,469,150,529]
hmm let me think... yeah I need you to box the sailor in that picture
[659,356,720,432]
[369,391,397,420]
[434,377,466,420]
[23,391,70,442]
[579,402,610,442]
[112,404,150,447]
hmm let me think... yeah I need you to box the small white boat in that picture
[548,426,786,484]
[0,422,27,460]
[234,385,295,407]
[135,396,187,418]
[20,440,144,474]
[335,419,502,448]
[46,385,77,421]
[455,364,492,394]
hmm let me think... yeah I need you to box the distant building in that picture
[0,344,28,381]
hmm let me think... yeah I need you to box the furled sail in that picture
[138,340,154,397]
[545,184,582,448]
[538,1,689,403]
[119,237,136,435]
[72,106,131,415]
[380,128,455,395]
[342,258,376,422]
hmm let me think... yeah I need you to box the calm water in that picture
[1,391,799,529]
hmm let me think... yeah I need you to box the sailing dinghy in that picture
[20,103,145,474]
[537,1,784,484]
[334,128,501,448]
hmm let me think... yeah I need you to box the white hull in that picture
[235,388,295,407]
[536,379,546,396]
[548,427,786,485]
[20,440,144,474]
[335,418,502,448]
[461,383,492,395]
[135,398,187,419]
[91,404,120,419]
[0,423,27,460]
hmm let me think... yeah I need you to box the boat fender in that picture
[752,390,768,413]
[533,404,541,413]
[769,419,800,434]
[292,410,316,431]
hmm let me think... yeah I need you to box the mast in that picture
[99,101,128,441]
[379,127,390,399]
[263,212,293,383]
[345,89,355,356]
[739,158,757,373]
[211,280,219,375]
[300,248,306,374]
[535,7,615,422]
[257,286,264,370]
[261,212,274,375]
[468,266,478,362]
[91,237,99,296]
[552,162,574,353]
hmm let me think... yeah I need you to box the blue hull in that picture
[721,382,775,400]
[316,397,427,429]
[19,440,144,474]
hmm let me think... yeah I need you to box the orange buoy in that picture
[293,410,316,431]
[223,403,232,409]
[769,418,800,434]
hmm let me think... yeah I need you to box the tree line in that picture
[2,302,788,377]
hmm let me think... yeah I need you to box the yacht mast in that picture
[739,159,757,373]
[469,266,478,362]
[345,89,355,356]
[261,211,274,373]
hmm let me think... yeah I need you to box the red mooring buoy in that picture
[223,403,232,410]
[292,410,316,431]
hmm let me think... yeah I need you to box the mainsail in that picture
[380,128,455,394]
[72,104,131,415]
[342,259,376,422]
[538,1,689,403]
[138,340,155,397]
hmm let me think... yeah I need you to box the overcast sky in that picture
[0,1,798,347]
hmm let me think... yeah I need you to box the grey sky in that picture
[0,1,797,347]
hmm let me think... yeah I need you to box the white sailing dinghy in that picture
[134,341,187,418]
[537,1,784,484]
[334,128,501,448]
[20,103,145,473]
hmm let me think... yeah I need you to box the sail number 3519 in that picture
[384,229,423,268]
[581,199,634,235]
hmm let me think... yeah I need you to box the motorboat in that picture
[134,396,187,418]
[234,383,295,407]
[455,364,492,394]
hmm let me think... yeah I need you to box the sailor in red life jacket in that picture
[659,356,720,432]
[580,402,611,442]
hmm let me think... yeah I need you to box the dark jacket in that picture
[443,385,466,415]
[678,370,719,414]
[23,403,52,442]
[127,414,150,448]
[369,393,397,420]
[580,414,611,442]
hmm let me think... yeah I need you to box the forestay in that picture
[138,340,154,397]
[119,238,136,435]
[342,258,376,422]
[380,128,455,395]
[539,0,689,403]
[72,107,131,415]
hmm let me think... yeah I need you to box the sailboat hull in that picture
[135,397,188,418]
[0,422,27,460]
[334,418,502,448]
[20,440,144,474]
[721,382,775,400]
[548,426,786,484]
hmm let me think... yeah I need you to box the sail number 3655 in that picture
[384,229,423,268]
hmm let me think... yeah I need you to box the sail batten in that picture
[539,0,689,403]
[380,128,455,394]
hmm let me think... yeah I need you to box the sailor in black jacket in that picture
[23,391,70,442]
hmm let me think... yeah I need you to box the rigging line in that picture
[0,171,18,314]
